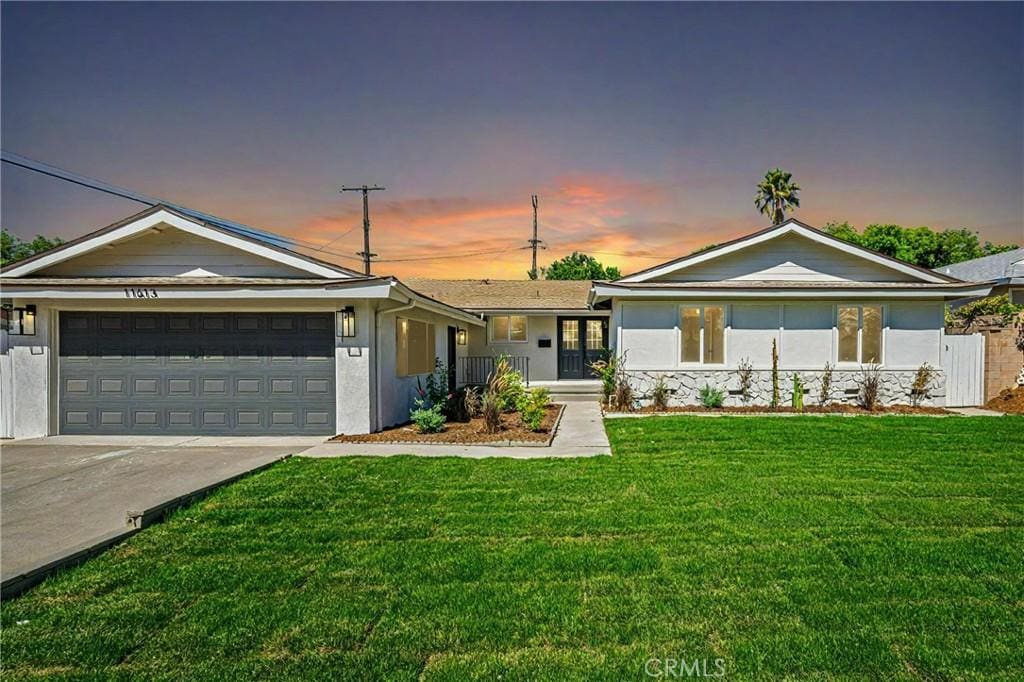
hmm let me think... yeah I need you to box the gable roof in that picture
[404,278,593,311]
[935,248,1024,283]
[617,218,959,285]
[0,204,365,279]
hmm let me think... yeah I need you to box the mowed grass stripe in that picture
[2,416,1021,680]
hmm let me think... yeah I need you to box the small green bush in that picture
[791,374,804,411]
[410,400,446,433]
[699,384,725,409]
[517,387,551,431]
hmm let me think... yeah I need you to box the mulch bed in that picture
[608,403,951,415]
[331,404,564,444]
[985,386,1024,415]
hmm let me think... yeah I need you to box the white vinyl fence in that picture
[942,333,985,407]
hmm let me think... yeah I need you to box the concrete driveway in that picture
[1,436,321,586]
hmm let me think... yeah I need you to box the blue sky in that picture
[2,2,1021,277]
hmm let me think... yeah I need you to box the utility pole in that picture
[527,194,545,279]
[340,184,385,275]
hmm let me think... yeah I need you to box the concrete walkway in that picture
[301,401,611,459]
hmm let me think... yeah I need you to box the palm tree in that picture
[754,168,801,224]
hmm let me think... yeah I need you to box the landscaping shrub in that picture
[770,339,780,409]
[651,375,670,411]
[910,362,936,407]
[819,362,834,405]
[612,375,634,412]
[945,294,1023,328]
[588,352,617,406]
[516,387,551,431]
[858,363,882,410]
[480,390,502,434]
[462,386,481,419]
[417,360,452,413]
[410,400,446,433]
[791,373,804,411]
[699,384,725,409]
[736,357,754,404]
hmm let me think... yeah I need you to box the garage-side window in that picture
[396,317,436,376]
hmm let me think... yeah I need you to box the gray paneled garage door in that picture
[59,312,336,435]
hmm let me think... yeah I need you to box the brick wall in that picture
[949,315,1024,402]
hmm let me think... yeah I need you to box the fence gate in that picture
[942,333,985,407]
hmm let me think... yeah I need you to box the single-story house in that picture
[593,219,991,407]
[404,278,608,384]
[0,205,484,438]
[935,248,1024,306]
[0,208,992,438]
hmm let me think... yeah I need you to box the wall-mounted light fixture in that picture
[337,306,356,338]
[456,328,467,345]
[1,303,36,336]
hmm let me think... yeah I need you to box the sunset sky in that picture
[2,2,1021,279]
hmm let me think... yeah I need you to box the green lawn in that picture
[3,417,1023,680]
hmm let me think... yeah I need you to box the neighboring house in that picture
[0,205,483,438]
[404,278,608,384]
[934,248,1024,306]
[593,219,990,407]
[0,209,994,439]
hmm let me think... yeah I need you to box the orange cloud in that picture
[283,174,747,279]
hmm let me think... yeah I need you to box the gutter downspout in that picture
[373,296,417,432]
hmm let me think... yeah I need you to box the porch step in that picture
[530,380,603,402]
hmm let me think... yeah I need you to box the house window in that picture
[396,317,436,376]
[837,305,883,364]
[490,315,527,343]
[680,305,725,365]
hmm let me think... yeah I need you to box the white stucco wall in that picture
[0,299,388,438]
[466,314,559,382]
[0,303,54,439]
[375,305,471,430]
[615,298,945,372]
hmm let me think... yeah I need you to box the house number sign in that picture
[124,288,159,299]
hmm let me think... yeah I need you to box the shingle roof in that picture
[404,278,593,310]
[4,277,356,286]
[935,248,1024,282]
[597,280,983,290]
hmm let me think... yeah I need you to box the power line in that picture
[1,150,161,206]
[340,184,385,275]
[376,246,527,263]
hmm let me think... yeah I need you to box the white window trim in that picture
[489,314,529,344]
[677,303,729,367]
[833,304,886,367]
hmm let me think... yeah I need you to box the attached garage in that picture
[59,311,336,435]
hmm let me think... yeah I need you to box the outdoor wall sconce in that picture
[1,303,36,336]
[456,328,467,345]
[337,306,356,338]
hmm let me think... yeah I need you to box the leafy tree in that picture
[822,221,1017,269]
[1,229,64,266]
[542,252,621,280]
[754,168,801,224]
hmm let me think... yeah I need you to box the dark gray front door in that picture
[59,312,336,435]
[557,317,608,379]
